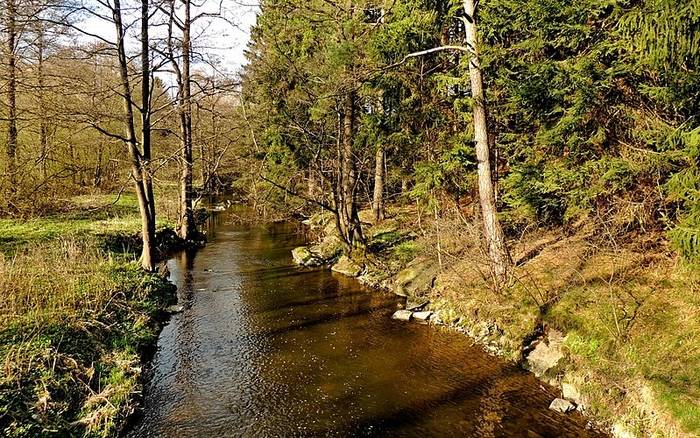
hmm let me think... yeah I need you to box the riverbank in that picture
[0,194,185,437]
[293,205,699,438]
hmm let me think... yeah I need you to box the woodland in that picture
[0,0,699,436]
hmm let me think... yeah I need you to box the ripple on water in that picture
[127,218,605,438]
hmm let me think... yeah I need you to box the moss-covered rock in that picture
[394,257,439,297]
[331,256,363,277]
[291,246,323,267]
[309,236,343,262]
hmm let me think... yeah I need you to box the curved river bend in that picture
[128,211,604,437]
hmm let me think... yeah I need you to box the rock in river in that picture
[166,305,184,314]
[413,311,432,322]
[549,398,576,413]
[524,329,565,378]
[291,246,323,267]
[391,310,413,321]
[406,298,429,311]
[331,256,363,277]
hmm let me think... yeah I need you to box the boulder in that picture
[331,256,363,277]
[309,236,343,262]
[291,246,323,267]
[413,311,432,322]
[391,310,413,321]
[394,257,439,297]
[524,329,565,378]
[406,298,429,311]
[549,398,575,413]
[562,382,582,404]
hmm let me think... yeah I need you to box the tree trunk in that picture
[5,0,18,190]
[178,0,196,240]
[113,0,156,271]
[140,0,156,267]
[337,92,364,251]
[37,29,49,180]
[462,0,511,285]
[372,145,385,222]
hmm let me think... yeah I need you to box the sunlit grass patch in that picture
[0,239,174,436]
[0,193,172,254]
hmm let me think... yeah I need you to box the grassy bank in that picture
[305,205,699,438]
[0,194,177,437]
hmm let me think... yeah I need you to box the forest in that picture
[1,0,699,437]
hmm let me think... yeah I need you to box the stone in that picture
[394,257,439,297]
[524,330,565,378]
[406,298,429,311]
[562,382,582,403]
[331,256,363,277]
[428,312,442,324]
[166,304,184,314]
[391,310,413,321]
[309,236,343,261]
[291,246,323,267]
[413,311,432,321]
[549,398,575,413]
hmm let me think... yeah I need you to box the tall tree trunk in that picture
[338,92,364,250]
[113,0,156,271]
[37,29,49,180]
[178,0,195,240]
[5,0,18,191]
[372,145,385,222]
[334,0,363,252]
[463,0,511,285]
[140,0,156,267]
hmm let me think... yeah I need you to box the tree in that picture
[111,0,157,270]
[4,0,18,192]
[165,0,196,240]
[372,144,385,222]
[462,0,511,284]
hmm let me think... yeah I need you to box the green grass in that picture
[0,240,176,437]
[0,193,178,437]
[540,260,700,435]
[654,380,700,433]
[0,194,172,253]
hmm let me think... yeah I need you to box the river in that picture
[127,210,604,437]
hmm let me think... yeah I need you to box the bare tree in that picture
[165,0,195,240]
[111,0,157,270]
[4,0,18,191]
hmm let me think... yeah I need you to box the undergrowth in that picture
[0,194,177,437]
[348,203,700,437]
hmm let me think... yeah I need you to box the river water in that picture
[128,211,604,437]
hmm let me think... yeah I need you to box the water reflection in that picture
[127,215,604,437]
